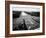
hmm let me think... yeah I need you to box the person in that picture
[18,19,27,30]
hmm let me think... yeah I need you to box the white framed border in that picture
[10,4,43,34]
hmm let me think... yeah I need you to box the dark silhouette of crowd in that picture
[13,19,28,30]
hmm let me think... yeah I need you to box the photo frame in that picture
[5,1,45,37]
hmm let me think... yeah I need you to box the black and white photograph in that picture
[10,4,43,34]
[13,8,40,31]
[5,1,45,37]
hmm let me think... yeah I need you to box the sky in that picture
[10,4,40,12]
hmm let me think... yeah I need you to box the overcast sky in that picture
[12,7,40,12]
[10,4,40,12]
